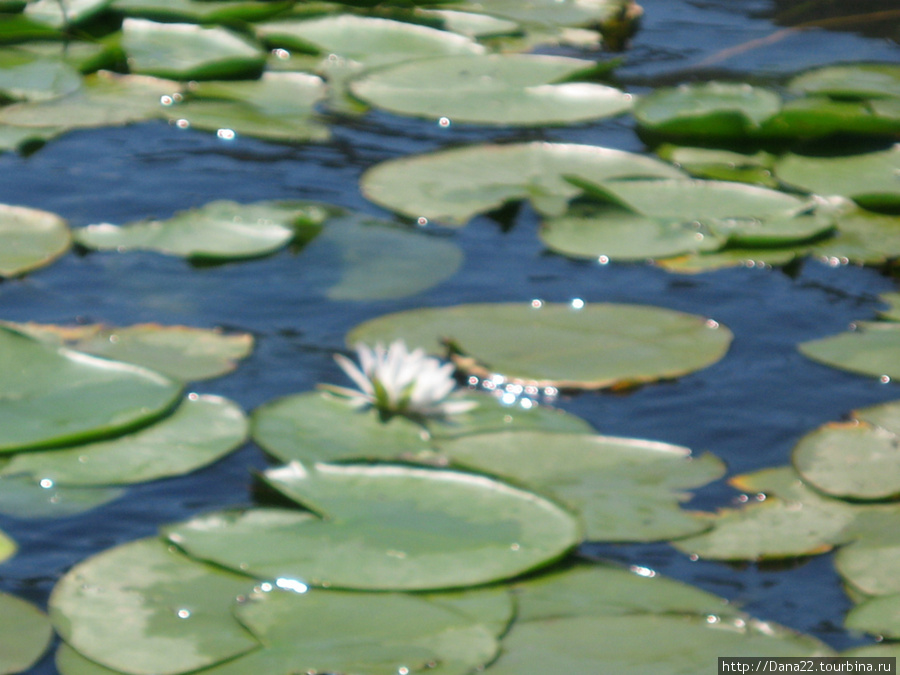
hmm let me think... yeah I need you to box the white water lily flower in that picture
[331,340,475,419]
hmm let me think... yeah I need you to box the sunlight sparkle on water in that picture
[39,478,53,488]
[275,578,309,593]
[629,565,656,578]
[217,129,236,141]
[571,298,585,309]
[439,117,450,127]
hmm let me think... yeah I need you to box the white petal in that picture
[334,353,374,397]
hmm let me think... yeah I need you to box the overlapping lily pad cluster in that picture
[39,308,847,674]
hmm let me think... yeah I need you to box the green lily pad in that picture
[25,0,111,28]
[251,390,433,465]
[673,467,859,560]
[58,585,505,675]
[161,71,329,143]
[0,474,124,517]
[347,302,732,390]
[792,400,900,500]
[165,461,582,590]
[349,53,632,126]
[121,19,265,80]
[0,528,15,563]
[251,390,593,465]
[3,322,253,381]
[0,70,178,130]
[0,326,182,453]
[419,9,519,37]
[449,0,625,29]
[300,213,463,300]
[835,534,900,598]
[766,96,900,139]
[50,537,259,675]
[541,205,722,261]
[512,562,740,623]
[0,14,62,44]
[634,82,782,139]
[799,321,900,382]
[360,141,686,226]
[806,206,900,265]
[788,64,900,100]
[254,14,484,69]
[0,124,61,154]
[0,591,53,675]
[0,48,82,102]
[845,593,900,639]
[436,430,725,541]
[112,0,291,24]
[14,40,120,75]
[655,247,799,274]
[1,394,247,486]
[75,200,305,261]
[0,203,71,277]
[197,586,498,675]
[486,614,831,675]
[775,146,900,212]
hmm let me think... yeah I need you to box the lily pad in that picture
[49,537,259,675]
[0,474,124,517]
[195,586,498,675]
[449,0,627,29]
[0,48,82,102]
[806,206,900,265]
[845,593,900,639]
[792,400,900,500]
[359,141,686,226]
[251,390,432,465]
[488,613,831,674]
[418,9,519,37]
[254,14,484,70]
[0,202,71,277]
[349,53,632,126]
[121,19,265,80]
[799,321,900,382]
[775,146,900,212]
[0,70,178,130]
[788,64,900,100]
[767,96,900,139]
[346,302,732,390]
[436,430,725,541]
[300,213,463,300]
[0,591,53,675]
[633,82,782,139]
[162,71,330,143]
[1,394,247,486]
[512,562,740,623]
[0,326,182,453]
[655,145,778,187]
[4,322,253,381]
[673,467,859,560]
[25,0,111,28]
[112,0,291,24]
[165,461,582,590]
[75,200,305,261]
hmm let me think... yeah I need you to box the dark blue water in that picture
[1,1,899,671]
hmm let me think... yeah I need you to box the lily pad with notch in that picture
[164,461,582,590]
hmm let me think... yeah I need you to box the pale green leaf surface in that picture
[0,203,71,277]
[0,592,52,675]
[1,395,247,485]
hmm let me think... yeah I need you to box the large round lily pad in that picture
[360,141,686,226]
[1,394,247,486]
[165,461,582,590]
[50,537,259,675]
[0,326,182,453]
[349,53,632,126]
[121,19,266,81]
[437,430,724,541]
[845,593,900,639]
[0,591,53,675]
[0,48,82,102]
[0,202,71,277]
[347,302,732,389]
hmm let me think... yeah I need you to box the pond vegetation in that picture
[0,0,900,672]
